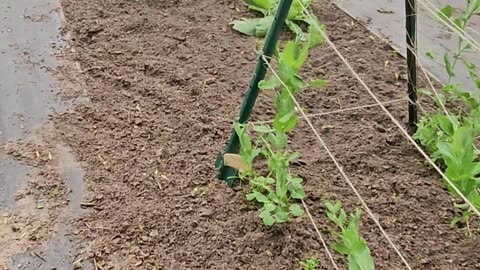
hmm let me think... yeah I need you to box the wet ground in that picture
[0,0,89,269]
[335,0,480,97]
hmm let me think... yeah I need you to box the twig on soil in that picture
[72,257,83,269]
[165,34,187,42]
[155,179,162,191]
[31,251,47,262]
[80,202,96,208]
[93,257,99,270]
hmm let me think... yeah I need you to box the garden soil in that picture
[44,0,480,269]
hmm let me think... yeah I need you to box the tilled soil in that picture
[52,0,480,269]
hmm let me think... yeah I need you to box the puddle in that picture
[8,145,90,270]
[335,0,480,97]
[0,0,65,142]
[0,0,92,269]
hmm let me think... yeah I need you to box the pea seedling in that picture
[231,0,320,41]
[325,201,375,270]
[234,23,326,226]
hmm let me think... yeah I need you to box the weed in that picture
[299,257,320,270]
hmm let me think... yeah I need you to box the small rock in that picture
[149,230,159,237]
[205,77,215,85]
[200,209,214,217]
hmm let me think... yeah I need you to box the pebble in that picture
[205,77,216,85]
[149,230,159,237]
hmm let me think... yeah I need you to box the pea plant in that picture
[413,0,480,233]
[231,0,319,40]
[233,22,326,226]
[325,201,375,270]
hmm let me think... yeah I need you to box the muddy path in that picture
[0,0,90,269]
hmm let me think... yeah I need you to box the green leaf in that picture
[252,125,274,133]
[231,16,274,37]
[290,204,304,216]
[435,114,457,136]
[309,79,328,88]
[287,152,299,162]
[326,212,339,225]
[246,193,256,201]
[259,210,275,226]
[437,5,453,21]
[338,209,347,226]
[325,201,335,213]
[425,50,435,60]
[286,20,304,40]
[273,111,298,132]
[307,19,325,48]
[274,209,290,223]
[254,191,270,203]
[264,203,276,212]
[279,111,295,123]
[444,53,455,77]
[331,242,350,255]
[281,41,300,68]
[350,246,375,270]
[453,18,463,30]
[290,186,305,199]
[245,0,274,11]
[258,76,281,90]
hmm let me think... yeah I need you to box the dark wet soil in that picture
[51,0,480,269]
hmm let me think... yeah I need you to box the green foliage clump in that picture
[325,201,375,270]
[298,257,320,270]
[414,0,480,232]
[234,23,326,226]
[231,0,321,41]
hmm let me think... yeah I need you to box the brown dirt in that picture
[50,0,480,269]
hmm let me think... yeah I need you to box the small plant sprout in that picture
[231,0,323,41]
[233,23,326,226]
[325,201,375,270]
[298,257,320,270]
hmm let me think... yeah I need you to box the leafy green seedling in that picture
[231,0,322,41]
[233,24,326,226]
[299,257,320,270]
[325,201,375,270]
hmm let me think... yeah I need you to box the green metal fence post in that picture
[216,0,293,187]
[406,0,418,133]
